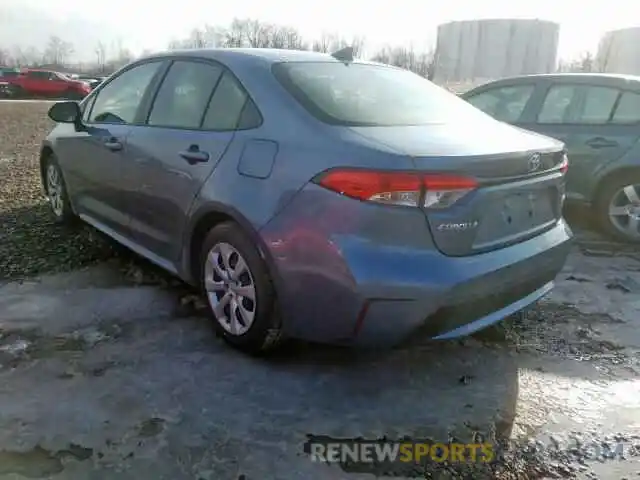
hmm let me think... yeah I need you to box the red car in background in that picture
[5,69,91,99]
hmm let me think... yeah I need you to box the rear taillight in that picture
[422,175,478,209]
[315,169,478,209]
[559,154,569,174]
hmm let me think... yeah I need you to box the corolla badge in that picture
[437,221,479,232]
[528,153,542,172]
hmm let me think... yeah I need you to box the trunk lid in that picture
[349,121,567,256]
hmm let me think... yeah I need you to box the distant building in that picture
[433,19,560,84]
[596,27,640,75]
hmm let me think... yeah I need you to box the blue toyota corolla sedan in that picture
[41,47,573,355]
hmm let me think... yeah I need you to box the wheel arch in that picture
[592,166,640,206]
[183,203,283,294]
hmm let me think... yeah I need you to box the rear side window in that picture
[612,91,640,124]
[148,60,223,129]
[202,72,259,130]
[538,84,621,125]
[580,86,619,124]
[272,62,490,127]
[466,85,534,122]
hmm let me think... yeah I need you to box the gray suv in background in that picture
[463,73,640,243]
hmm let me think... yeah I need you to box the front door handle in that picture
[179,145,210,164]
[585,137,618,149]
[103,138,123,151]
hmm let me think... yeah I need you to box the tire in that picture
[594,172,640,243]
[199,222,284,355]
[43,154,77,226]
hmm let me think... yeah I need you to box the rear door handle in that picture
[103,138,123,151]
[179,145,210,164]
[585,137,618,149]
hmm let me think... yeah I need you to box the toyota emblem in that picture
[528,153,542,172]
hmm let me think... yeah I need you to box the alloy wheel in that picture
[46,163,64,217]
[204,242,257,336]
[608,184,640,240]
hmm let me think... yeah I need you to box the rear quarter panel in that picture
[592,138,640,189]
[193,58,415,231]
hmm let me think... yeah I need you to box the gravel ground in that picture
[0,241,639,480]
[0,102,132,282]
[1,100,639,479]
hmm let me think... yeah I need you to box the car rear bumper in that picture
[351,224,570,346]
[260,184,573,347]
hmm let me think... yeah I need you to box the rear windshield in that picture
[272,61,490,127]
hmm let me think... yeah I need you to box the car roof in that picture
[466,72,640,93]
[497,72,640,82]
[138,48,382,67]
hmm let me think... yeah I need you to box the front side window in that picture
[538,85,578,124]
[272,62,491,127]
[147,60,223,129]
[89,61,162,125]
[55,72,73,81]
[466,85,534,122]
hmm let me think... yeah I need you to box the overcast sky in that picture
[1,0,638,62]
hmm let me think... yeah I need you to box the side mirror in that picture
[48,101,81,124]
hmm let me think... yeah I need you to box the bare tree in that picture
[203,25,226,48]
[95,41,107,72]
[557,51,595,73]
[222,18,249,47]
[270,27,288,49]
[183,28,211,48]
[167,17,370,58]
[270,25,307,50]
[579,52,594,73]
[283,27,307,50]
[349,36,366,58]
[311,33,333,53]
[244,19,274,48]
[371,45,434,77]
[0,48,11,66]
[43,36,74,65]
[311,34,365,57]
[168,18,313,51]
[12,46,41,67]
[108,38,133,68]
[169,26,220,50]
[117,48,133,65]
